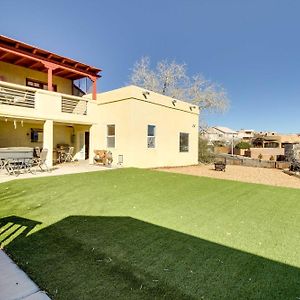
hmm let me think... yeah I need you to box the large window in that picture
[179,132,189,152]
[147,125,156,148]
[107,125,115,148]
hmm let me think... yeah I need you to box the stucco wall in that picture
[92,86,199,168]
[0,120,43,148]
[0,61,72,94]
[249,147,284,160]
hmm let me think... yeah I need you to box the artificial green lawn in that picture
[0,168,300,299]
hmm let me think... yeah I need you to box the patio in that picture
[0,160,114,183]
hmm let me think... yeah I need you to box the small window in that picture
[107,125,115,148]
[147,125,156,148]
[31,128,43,143]
[179,132,189,152]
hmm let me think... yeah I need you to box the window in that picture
[31,128,43,143]
[179,132,189,152]
[147,125,156,148]
[107,125,115,148]
[26,78,57,92]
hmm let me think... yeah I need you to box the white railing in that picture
[0,83,35,108]
[61,95,88,115]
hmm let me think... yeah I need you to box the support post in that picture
[43,120,53,168]
[90,76,97,100]
[43,62,57,92]
[47,67,53,91]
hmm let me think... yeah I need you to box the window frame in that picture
[26,78,57,92]
[179,132,189,152]
[107,124,116,148]
[30,128,43,143]
[147,124,156,149]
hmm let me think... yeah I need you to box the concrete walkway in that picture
[0,160,117,183]
[0,250,50,300]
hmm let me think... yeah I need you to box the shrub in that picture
[235,141,251,150]
[270,155,275,161]
[198,136,215,163]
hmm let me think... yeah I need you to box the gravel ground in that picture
[158,164,300,189]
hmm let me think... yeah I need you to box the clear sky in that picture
[1,0,300,133]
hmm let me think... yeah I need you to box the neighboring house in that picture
[203,126,237,144]
[247,133,300,161]
[0,35,199,168]
[237,129,255,141]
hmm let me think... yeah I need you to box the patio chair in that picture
[65,147,74,162]
[34,147,41,158]
[34,148,50,172]
[32,147,41,164]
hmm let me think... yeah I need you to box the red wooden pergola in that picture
[0,35,101,100]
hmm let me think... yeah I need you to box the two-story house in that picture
[0,35,199,168]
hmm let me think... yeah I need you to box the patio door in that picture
[76,132,85,160]
[85,131,89,159]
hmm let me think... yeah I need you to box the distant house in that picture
[248,133,300,161]
[203,126,237,144]
[237,129,255,141]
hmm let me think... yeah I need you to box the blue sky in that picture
[1,0,300,133]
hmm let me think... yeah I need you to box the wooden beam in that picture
[13,57,27,64]
[53,69,69,76]
[0,52,10,60]
[28,61,41,68]
[0,45,98,78]
[64,73,77,79]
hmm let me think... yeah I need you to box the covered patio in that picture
[0,117,96,172]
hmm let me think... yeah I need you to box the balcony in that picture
[0,81,96,124]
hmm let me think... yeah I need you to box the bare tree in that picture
[130,56,229,112]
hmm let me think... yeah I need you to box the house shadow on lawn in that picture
[0,215,41,246]
[3,215,300,300]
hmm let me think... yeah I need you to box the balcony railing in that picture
[0,81,92,119]
[0,84,35,108]
[61,95,88,115]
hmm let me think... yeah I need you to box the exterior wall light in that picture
[142,91,150,99]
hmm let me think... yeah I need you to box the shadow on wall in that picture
[3,216,300,299]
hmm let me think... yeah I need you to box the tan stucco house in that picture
[0,35,199,168]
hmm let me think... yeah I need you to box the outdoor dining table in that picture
[0,147,35,175]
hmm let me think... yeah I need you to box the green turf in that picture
[0,168,300,299]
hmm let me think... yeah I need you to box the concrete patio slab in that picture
[0,160,118,184]
[0,250,50,300]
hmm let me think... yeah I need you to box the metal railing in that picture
[61,95,87,115]
[0,84,35,108]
